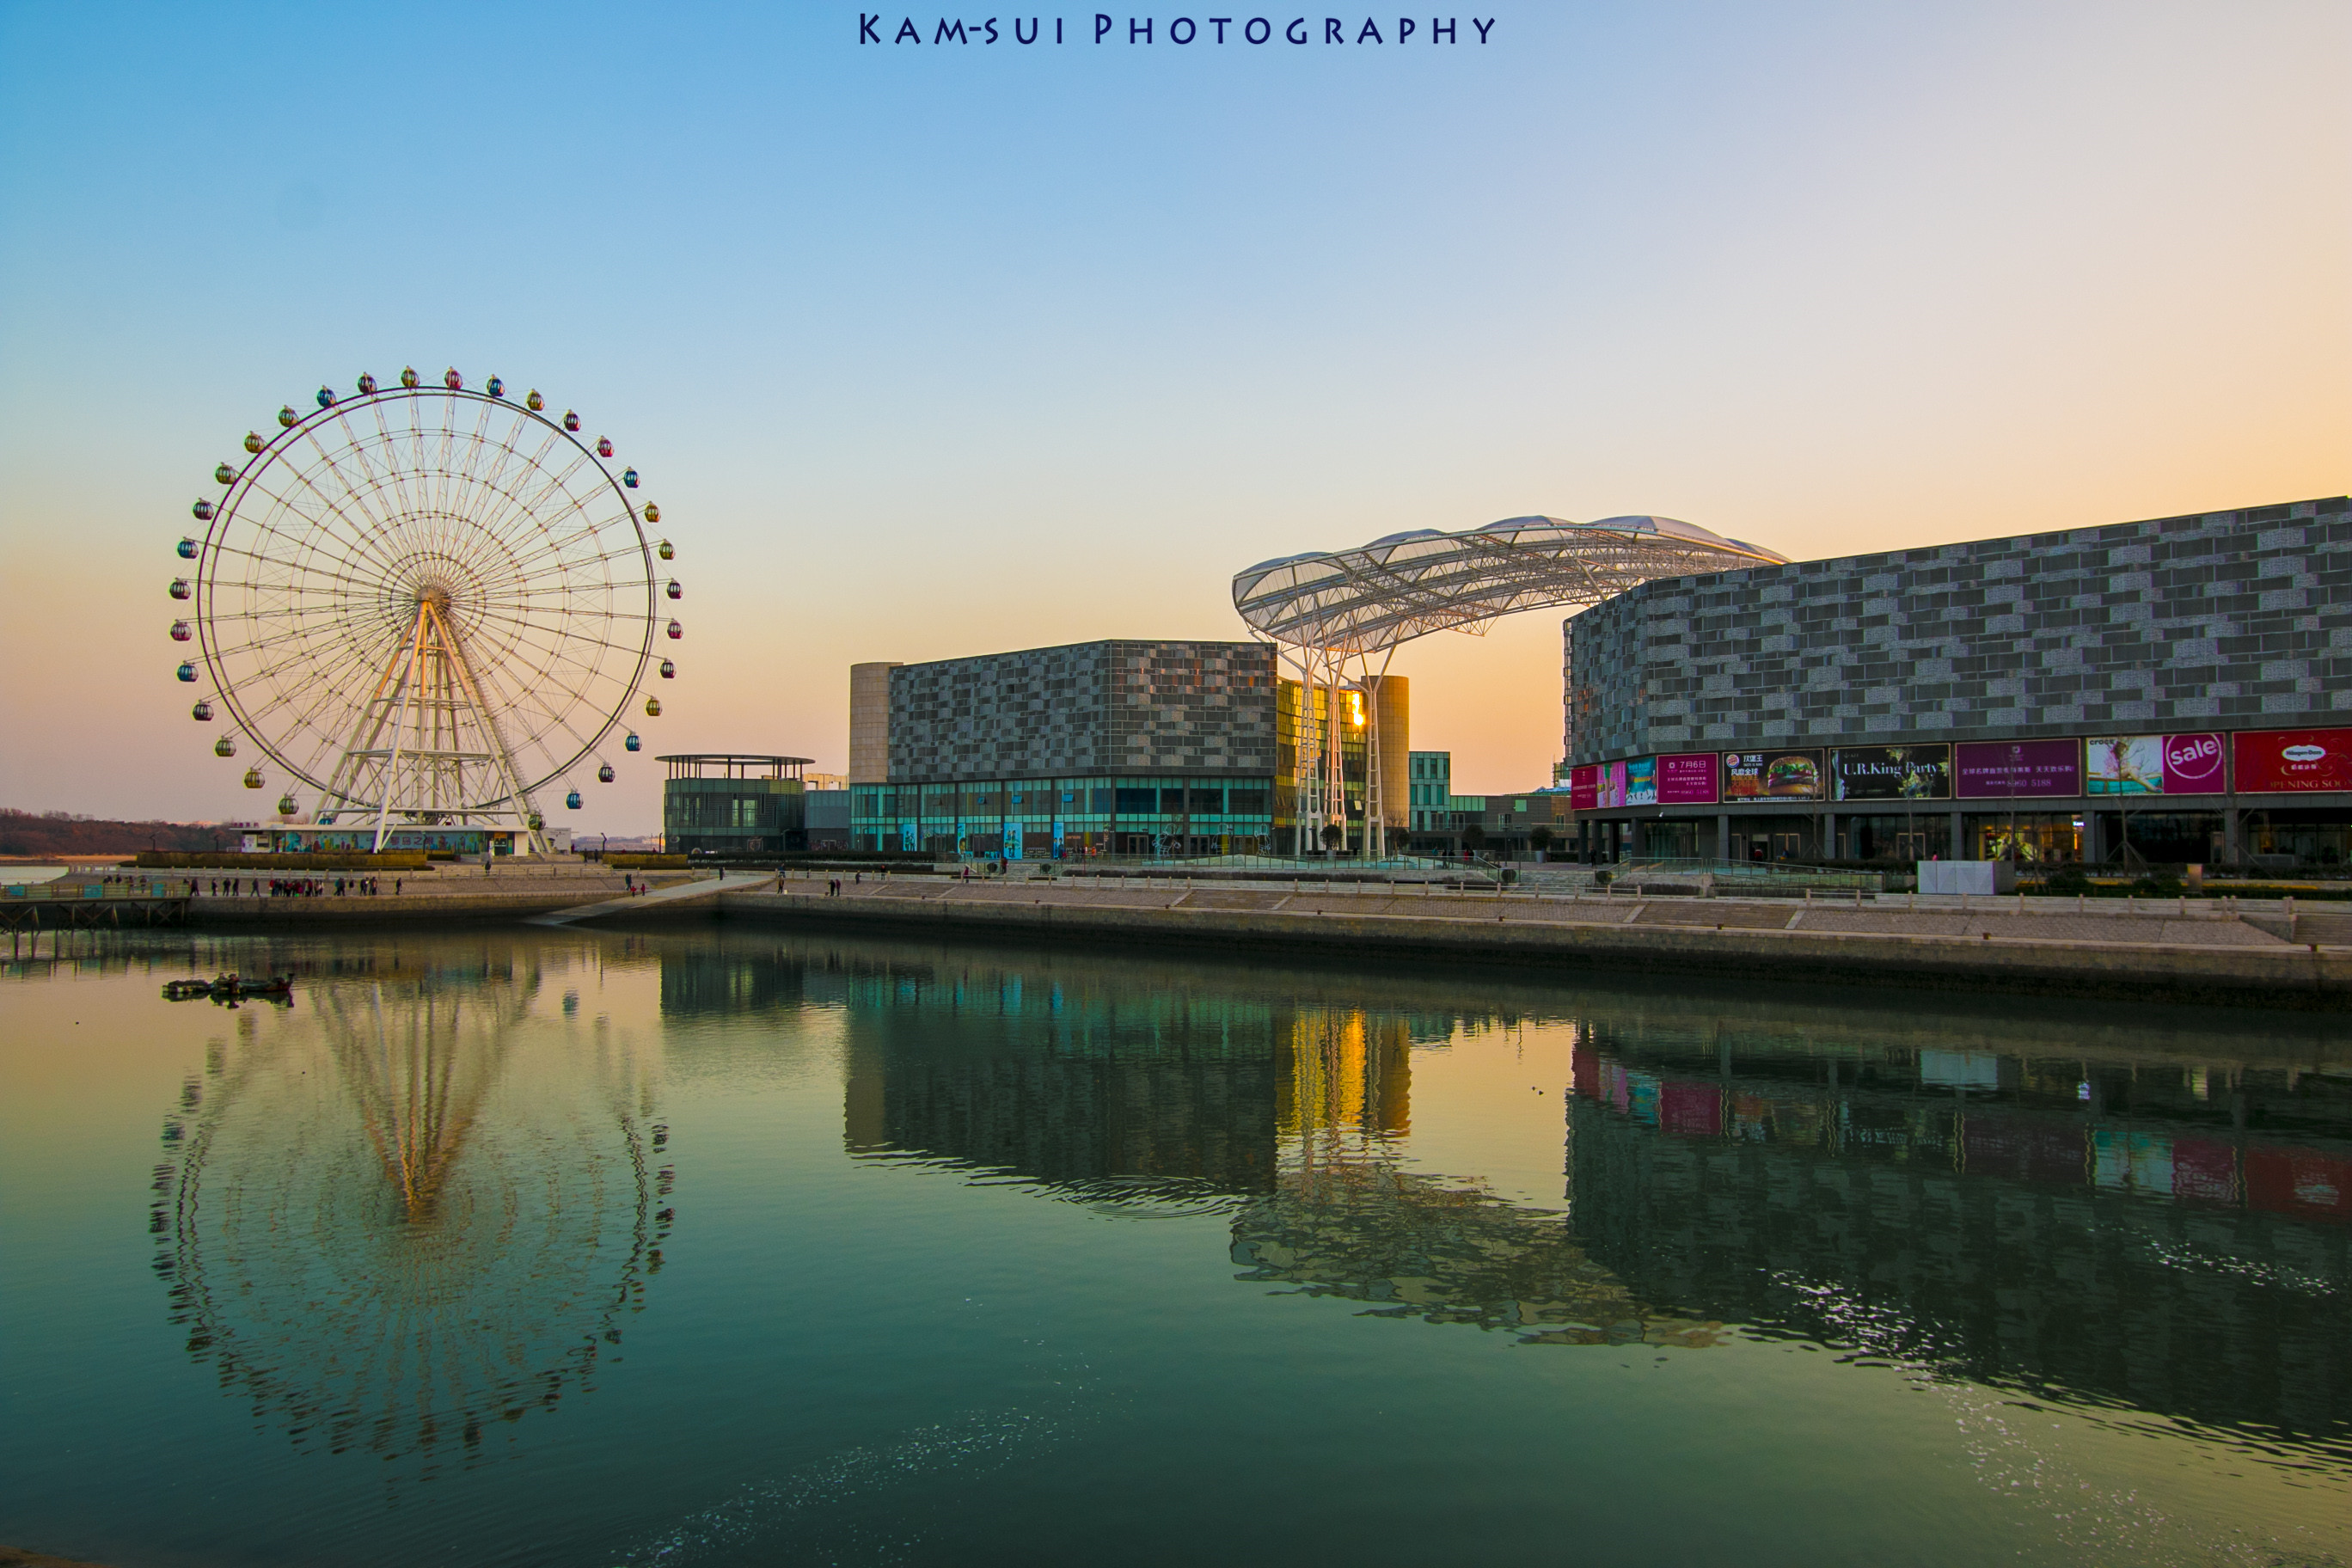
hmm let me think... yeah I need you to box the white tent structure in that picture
[1232,516,1787,857]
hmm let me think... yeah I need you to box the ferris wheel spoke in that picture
[474,434,602,554]
[256,447,411,578]
[299,420,408,554]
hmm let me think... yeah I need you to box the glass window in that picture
[1091,788,1113,812]
[1189,786,1224,814]
[1116,787,1158,813]
[1161,787,1189,812]
[1228,789,1270,816]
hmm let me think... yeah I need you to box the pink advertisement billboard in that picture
[2086,733,2224,795]
[1657,752,1720,805]
[2234,727,2352,794]
[1955,738,2082,799]
[1569,764,1600,812]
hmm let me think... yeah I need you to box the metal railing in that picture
[3,879,197,900]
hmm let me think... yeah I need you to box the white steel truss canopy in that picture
[1232,515,1787,657]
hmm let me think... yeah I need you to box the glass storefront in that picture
[1842,814,1951,862]
[2244,810,2351,868]
[1969,812,2083,863]
[852,774,1278,858]
[2094,810,2225,867]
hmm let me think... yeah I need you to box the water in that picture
[3,926,2347,1567]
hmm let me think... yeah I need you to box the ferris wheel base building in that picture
[1561,495,2352,867]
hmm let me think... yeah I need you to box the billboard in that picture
[1657,752,1720,805]
[1569,764,1600,812]
[1831,744,1951,802]
[1955,738,2081,799]
[1722,749,1823,801]
[1595,756,1657,808]
[2234,727,2352,794]
[2085,732,2225,796]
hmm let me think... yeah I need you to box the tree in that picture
[1528,825,1553,861]
[1320,821,1344,854]
[1462,822,1488,857]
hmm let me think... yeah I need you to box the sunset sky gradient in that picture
[1,3,2344,831]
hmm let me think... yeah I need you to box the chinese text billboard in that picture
[1955,738,2081,799]
[1657,752,1719,805]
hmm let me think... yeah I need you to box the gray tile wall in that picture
[889,640,1277,783]
[1567,497,2352,765]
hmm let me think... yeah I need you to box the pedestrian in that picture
[395,878,403,896]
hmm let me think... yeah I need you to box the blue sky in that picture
[2,3,2343,828]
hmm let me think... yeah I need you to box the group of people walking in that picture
[201,875,401,897]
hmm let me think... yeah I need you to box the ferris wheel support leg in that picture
[370,609,432,853]
[425,601,550,857]
[315,605,427,838]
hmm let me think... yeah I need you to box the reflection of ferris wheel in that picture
[150,969,673,1469]
[170,367,684,851]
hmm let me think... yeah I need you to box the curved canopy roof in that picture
[1233,515,1786,655]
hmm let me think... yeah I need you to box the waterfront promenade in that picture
[709,873,2352,1008]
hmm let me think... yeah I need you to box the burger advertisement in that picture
[1724,750,1823,800]
[2234,726,2352,793]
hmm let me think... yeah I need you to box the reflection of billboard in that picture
[2234,727,2352,794]
[1657,753,1719,805]
[1955,738,2081,799]
[2086,733,2224,795]
[1832,744,1950,802]
[1569,765,1600,812]
[1723,750,1822,800]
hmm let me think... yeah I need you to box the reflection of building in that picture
[150,952,670,1469]
[835,952,1283,1204]
[1567,1021,2352,1439]
[1563,495,2352,867]
[1237,1005,1718,1344]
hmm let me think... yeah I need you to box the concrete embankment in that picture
[709,878,2352,1009]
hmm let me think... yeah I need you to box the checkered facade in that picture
[1568,497,2352,765]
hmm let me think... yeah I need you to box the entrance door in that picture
[1771,831,1804,862]
[1894,830,1930,861]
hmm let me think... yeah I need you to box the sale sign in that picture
[2234,727,2352,794]
[2086,733,2224,795]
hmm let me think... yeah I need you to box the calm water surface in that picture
[2,926,2347,1566]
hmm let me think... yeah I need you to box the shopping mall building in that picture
[1562,496,2351,867]
[846,642,1408,856]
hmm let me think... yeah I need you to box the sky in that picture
[1,2,2344,832]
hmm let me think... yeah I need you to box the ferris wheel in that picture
[170,366,683,852]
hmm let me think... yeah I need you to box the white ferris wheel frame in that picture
[183,377,665,854]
